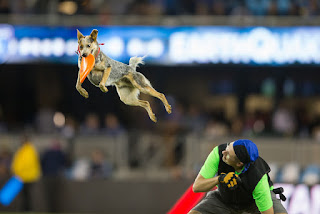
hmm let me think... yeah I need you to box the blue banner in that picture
[1,24,320,65]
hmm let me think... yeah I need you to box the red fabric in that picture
[167,184,217,214]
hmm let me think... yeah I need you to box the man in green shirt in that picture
[188,139,287,214]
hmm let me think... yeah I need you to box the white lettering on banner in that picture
[311,185,320,214]
[103,36,124,57]
[127,38,144,57]
[52,38,65,57]
[7,39,18,56]
[273,184,320,214]
[168,32,188,63]
[147,38,164,58]
[0,25,14,39]
[189,33,207,63]
[0,41,5,55]
[228,33,245,64]
[30,38,41,57]
[66,39,78,56]
[247,27,277,64]
[168,27,320,64]
[40,39,52,57]
[203,33,219,63]
[289,184,310,214]
[127,38,164,58]
[0,25,14,62]
[10,38,78,58]
[19,38,31,56]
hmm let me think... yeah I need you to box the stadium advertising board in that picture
[1,24,320,65]
[274,183,320,214]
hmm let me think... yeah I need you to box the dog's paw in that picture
[150,114,157,123]
[165,104,172,114]
[99,84,108,93]
[79,88,89,98]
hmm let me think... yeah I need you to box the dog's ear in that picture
[90,29,98,41]
[77,29,84,40]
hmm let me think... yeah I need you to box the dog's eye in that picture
[87,44,91,47]
[80,45,83,49]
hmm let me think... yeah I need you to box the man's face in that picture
[222,142,239,166]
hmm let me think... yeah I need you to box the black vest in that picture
[217,144,273,209]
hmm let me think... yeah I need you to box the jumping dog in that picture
[76,29,172,122]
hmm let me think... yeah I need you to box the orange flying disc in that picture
[79,53,95,83]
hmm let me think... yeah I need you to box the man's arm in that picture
[193,173,219,192]
[261,206,274,214]
[193,146,220,192]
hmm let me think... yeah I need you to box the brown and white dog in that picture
[76,29,171,122]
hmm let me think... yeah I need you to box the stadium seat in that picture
[300,164,320,186]
[278,162,301,184]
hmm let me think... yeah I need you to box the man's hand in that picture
[218,172,241,190]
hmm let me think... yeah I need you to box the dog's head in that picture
[77,29,99,58]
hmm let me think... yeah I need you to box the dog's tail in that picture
[129,56,146,69]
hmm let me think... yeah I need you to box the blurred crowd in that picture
[0,137,113,181]
[0,0,320,16]
[1,95,320,139]
[0,135,113,211]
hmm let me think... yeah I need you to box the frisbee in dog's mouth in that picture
[79,53,95,83]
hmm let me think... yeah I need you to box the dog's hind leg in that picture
[116,85,157,122]
[124,72,172,114]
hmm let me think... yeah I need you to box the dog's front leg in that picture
[76,71,89,98]
[99,66,111,93]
